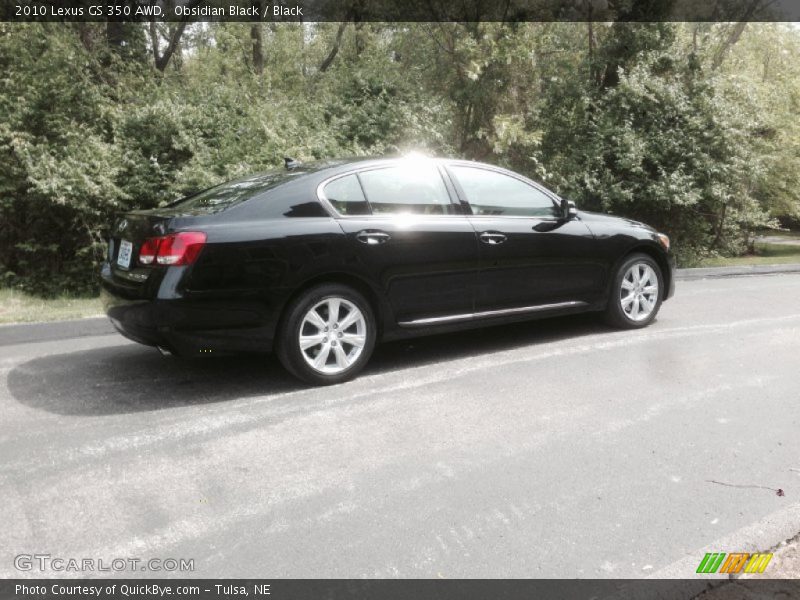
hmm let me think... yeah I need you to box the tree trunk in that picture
[74,23,94,52]
[711,22,748,71]
[587,20,594,84]
[251,24,264,75]
[354,21,365,57]
[712,203,728,249]
[106,21,126,50]
[148,19,160,66]
[710,0,762,71]
[319,22,348,72]
[151,20,188,72]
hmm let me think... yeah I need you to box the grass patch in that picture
[0,289,102,325]
[753,229,800,239]
[698,241,800,267]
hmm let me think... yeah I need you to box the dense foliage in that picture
[1,21,798,295]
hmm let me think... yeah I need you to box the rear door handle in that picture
[479,231,507,245]
[356,230,391,245]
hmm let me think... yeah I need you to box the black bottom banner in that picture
[2,579,800,600]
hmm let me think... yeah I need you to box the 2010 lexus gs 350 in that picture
[101,156,675,385]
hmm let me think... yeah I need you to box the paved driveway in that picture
[1,274,799,578]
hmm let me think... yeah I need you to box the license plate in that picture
[117,239,133,269]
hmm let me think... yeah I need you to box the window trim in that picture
[444,162,562,220]
[317,172,372,217]
[316,164,464,219]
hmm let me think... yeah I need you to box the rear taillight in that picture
[138,238,160,265]
[138,232,207,267]
[156,232,207,265]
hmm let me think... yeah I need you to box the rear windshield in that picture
[169,170,304,212]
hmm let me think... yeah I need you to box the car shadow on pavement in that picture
[8,314,611,417]
[7,346,301,416]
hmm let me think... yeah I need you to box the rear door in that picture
[445,164,604,312]
[324,163,479,324]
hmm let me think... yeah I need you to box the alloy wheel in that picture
[298,297,367,375]
[620,262,659,322]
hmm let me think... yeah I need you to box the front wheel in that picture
[277,284,377,385]
[604,253,664,329]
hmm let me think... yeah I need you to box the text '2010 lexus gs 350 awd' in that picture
[101,155,675,385]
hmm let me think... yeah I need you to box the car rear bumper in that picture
[101,263,277,356]
[101,287,187,353]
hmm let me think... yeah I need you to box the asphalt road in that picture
[1,273,799,579]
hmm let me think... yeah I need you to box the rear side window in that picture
[449,166,557,217]
[323,175,370,215]
[358,165,455,215]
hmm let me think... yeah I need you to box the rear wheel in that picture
[604,253,663,329]
[277,284,376,385]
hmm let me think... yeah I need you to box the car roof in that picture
[283,155,425,176]
[283,155,511,180]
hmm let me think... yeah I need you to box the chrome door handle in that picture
[479,231,507,245]
[356,230,391,245]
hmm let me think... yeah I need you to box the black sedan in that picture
[101,156,675,385]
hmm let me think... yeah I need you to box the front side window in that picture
[323,174,370,215]
[358,165,455,215]
[449,166,557,218]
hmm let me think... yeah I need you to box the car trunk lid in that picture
[108,211,173,273]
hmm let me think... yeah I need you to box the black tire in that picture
[276,283,377,385]
[604,252,664,329]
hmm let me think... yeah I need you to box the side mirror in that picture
[560,197,569,219]
[568,199,578,218]
[559,198,578,220]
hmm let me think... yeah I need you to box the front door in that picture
[446,164,604,313]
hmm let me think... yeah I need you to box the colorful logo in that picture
[696,552,773,574]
